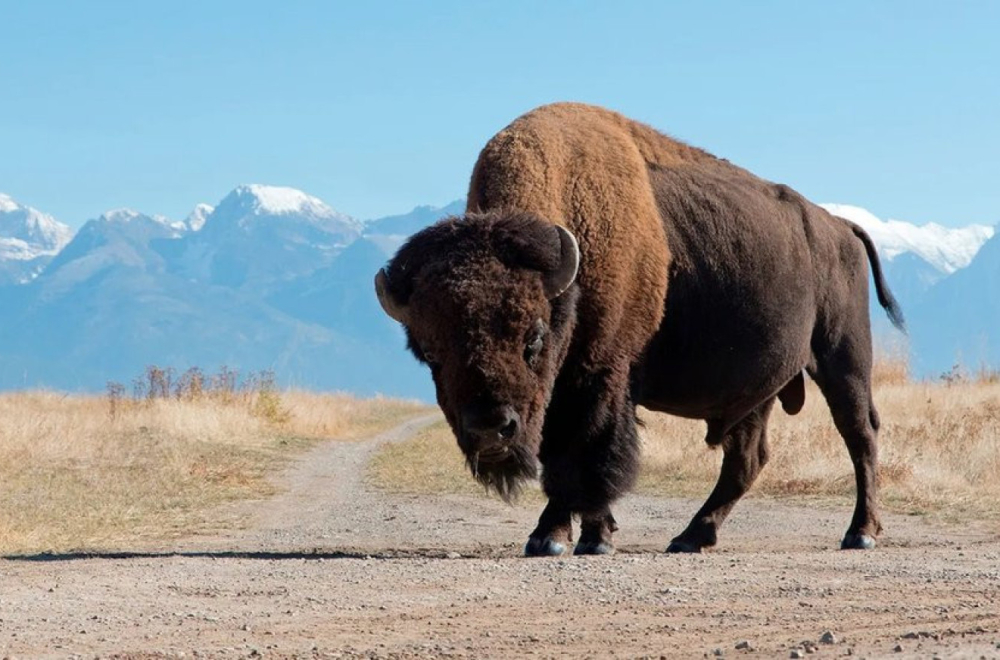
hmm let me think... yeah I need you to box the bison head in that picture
[374,211,580,500]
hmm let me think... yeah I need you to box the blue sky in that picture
[2,1,998,228]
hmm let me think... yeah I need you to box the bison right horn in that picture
[374,268,408,324]
[543,225,580,299]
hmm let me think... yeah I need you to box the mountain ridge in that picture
[0,188,995,394]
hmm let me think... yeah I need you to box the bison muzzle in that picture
[375,103,905,556]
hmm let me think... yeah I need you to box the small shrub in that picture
[108,365,292,426]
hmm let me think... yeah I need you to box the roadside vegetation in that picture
[0,366,427,554]
[369,359,1000,523]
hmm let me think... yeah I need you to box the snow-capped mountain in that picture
[205,184,360,236]
[821,203,994,275]
[820,204,996,348]
[171,185,363,289]
[0,185,426,396]
[909,229,1000,375]
[0,189,995,393]
[0,193,74,283]
[38,208,188,297]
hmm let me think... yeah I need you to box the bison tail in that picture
[849,223,906,333]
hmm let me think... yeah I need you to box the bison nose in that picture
[462,405,521,448]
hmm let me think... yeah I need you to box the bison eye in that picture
[524,321,546,365]
[421,349,439,366]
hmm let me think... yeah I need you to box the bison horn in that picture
[543,225,580,299]
[374,268,408,324]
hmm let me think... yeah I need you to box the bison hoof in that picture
[665,539,704,554]
[841,533,877,550]
[573,540,614,556]
[524,536,568,557]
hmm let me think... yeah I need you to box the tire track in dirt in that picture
[191,412,445,552]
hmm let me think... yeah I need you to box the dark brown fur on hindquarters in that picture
[375,103,904,555]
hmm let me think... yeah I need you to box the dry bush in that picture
[0,385,429,554]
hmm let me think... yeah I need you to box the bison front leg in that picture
[524,501,574,556]
[527,380,641,557]
[575,507,618,555]
[523,505,617,556]
[668,399,775,553]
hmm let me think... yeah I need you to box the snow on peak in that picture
[233,184,337,217]
[821,203,995,274]
[209,184,362,235]
[0,193,21,213]
[0,192,74,260]
[99,208,143,223]
[185,203,213,231]
[96,208,187,234]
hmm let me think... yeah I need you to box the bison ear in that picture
[375,268,408,324]
[543,225,580,299]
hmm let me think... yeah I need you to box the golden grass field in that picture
[368,368,1000,523]
[3,361,997,555]
[0,390,427,554]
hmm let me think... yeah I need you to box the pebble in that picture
[819,631,837,644]
[734,640,753,651]
[790,650,804,659]
[893,644,903,652]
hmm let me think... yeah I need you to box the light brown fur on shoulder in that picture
[467,102,685,372]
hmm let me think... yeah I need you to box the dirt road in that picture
[3,415,999,659]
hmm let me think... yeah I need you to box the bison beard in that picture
[466,441,538,502]
[375,102,905,557]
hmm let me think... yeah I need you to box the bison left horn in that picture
[544,225,580,299]
[375,268,408,324]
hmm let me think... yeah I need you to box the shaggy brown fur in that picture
[376,103,903,556]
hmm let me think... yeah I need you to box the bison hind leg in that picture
[808,345,883,550]
[667,399,776,553]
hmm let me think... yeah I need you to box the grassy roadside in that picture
[368,378,1000,524]
[638,379,1000,521]
[0,391,428,554]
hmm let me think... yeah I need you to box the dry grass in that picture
[369,371,1000,523]
[0,391,428,554]
[367,421,483,497]
[638,378,1000,521]
[282,391,428,441]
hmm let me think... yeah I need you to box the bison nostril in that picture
[499,417,518,440]
[462,405,521,447]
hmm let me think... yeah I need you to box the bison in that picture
[375,103,904,555]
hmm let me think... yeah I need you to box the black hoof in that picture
[666,539,703,554]
[524,536,568,557]
[841,533,877,550]
[573,540,614,556]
